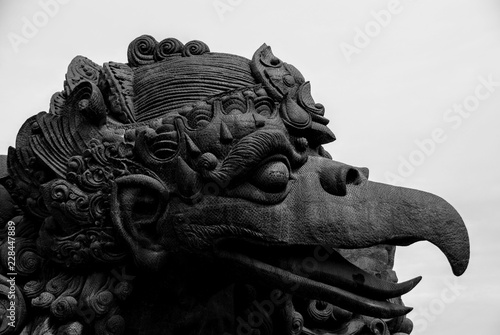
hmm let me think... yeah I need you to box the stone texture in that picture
[0,36,469,335]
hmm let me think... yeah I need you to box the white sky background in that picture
[1,0,499,334]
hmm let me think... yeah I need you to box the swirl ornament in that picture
[113,281,133,301]
[289,311,304,335]
[46,273,71,296]
[198,152,219,172]
[23,280,45,298]
[16,249,41,276]
[2,237,41,277]
[32,291,55,309]
[368,318,389,335]
[57,321,84,335]
[307,300,334,324]
[42,227,126,267]
[127,35,158,67]
[42,179,91,233]
[90,290,114,316]
[64,56,103,94]
[89,193,109,226]
[154,38,184,61]
[182,40,210,57]
[106,315,126,335]
[50,296,78,320]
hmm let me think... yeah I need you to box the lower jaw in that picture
[299,245,415,334]
[231,284,413,335]
[221,243,415,335]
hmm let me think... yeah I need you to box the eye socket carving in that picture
[262,55,282,68]
[222,98,246,115]
[250,157,291,193]
[185,106,213,129]
[254,97,276,118]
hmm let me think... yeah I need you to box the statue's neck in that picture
[120,255,296,335]
[122,256,237,335]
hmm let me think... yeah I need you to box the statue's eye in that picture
[222,98,246,115]
[254,97,276,118]
[250,157,290,193]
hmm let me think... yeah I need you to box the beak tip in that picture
[452,260,469,277]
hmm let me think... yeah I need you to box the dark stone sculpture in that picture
[0,35,469,335]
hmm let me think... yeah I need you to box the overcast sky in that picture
[1,1,499,334]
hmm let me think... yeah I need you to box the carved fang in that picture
[185,134,201,157]
[220,121,233,143]
[176,156,203,200]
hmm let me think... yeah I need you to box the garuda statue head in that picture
[0,36,469,335]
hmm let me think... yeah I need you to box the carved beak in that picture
[280,156,470,277]
[209,156,469,318]
[211,156,469,275]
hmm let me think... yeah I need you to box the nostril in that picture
[319,167,347,196]
[319,165,366,197]
[346,168,363,185]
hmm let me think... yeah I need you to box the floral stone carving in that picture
[0,35,469,335]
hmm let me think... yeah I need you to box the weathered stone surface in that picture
[0,36,469,335]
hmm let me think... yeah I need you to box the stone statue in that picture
[0,35,469,335]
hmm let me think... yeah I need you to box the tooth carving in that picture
[176,156,202,199]
[220,121,233,142]
[185,134,201,157]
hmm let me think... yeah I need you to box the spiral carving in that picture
[0,237,40,276]
[307,300,334,323]
[154,38,184,61]
[90,290,114,315]
[68,81,108,127]
[46,273,70,296]
[51,182,69,201]
[16,249,41,276]
[106,315,126,335]
[32,292,55,308]
[48,228,126,266]
[113,281,133,301]
[61,275,84,298]
[127,35,158,67]
[24,280,45,298]
[127,36,210,64]
[65,56,102,93]
[50,296,78,319]
[57,321,83,335]
[289,311,304,335]
[198,152,218,172]
[182,40,210,57]
[89,193,108,225]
